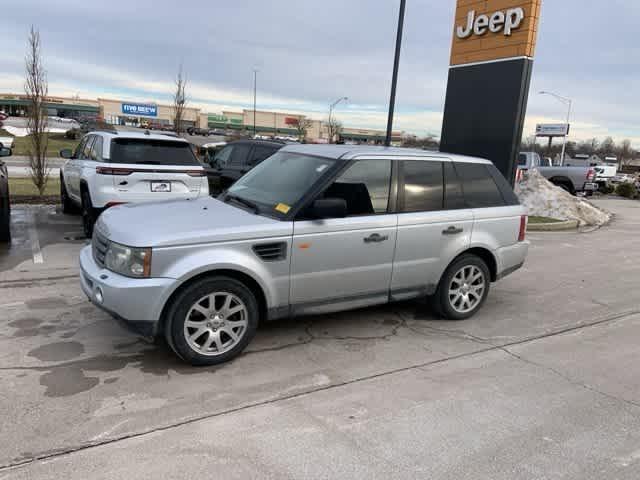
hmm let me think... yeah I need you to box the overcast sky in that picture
[1,0,638,147]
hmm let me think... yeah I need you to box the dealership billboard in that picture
[441,0,542,184]
[121,103,158,117]
[535,123,570,137]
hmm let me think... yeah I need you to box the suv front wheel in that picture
[165,276,259,366]
[432,254,490,320]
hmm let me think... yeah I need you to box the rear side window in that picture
[400,161,443,212]
[455,162,505,208]
[443,162,466,210]
[250,146,278,166]
[109,139,199,165]
[486,164,519,205]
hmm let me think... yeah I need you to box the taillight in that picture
[518,215,527,242]
[186,170,207,177]
[586,168,595,181]
[96,167,133,176]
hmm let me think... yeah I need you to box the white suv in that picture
[60,131,208,237]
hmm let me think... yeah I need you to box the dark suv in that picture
[203,139,285,192]
[0,143,13,242]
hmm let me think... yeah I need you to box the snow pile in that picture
[2,126,68,137]
[515,169,610,226]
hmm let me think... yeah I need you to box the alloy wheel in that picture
[448,265,486,314]
[183,292,249,356]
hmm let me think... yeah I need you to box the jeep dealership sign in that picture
[456,7,525,39]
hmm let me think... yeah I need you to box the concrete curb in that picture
[527,219,579,232]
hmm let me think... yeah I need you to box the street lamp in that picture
[328,96,348,143]
[253,69,259,138]
[539,91,572,166]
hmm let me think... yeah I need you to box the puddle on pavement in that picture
[28,341,85,362]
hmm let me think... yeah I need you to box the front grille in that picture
[93,231,110,268]
[252,242,287,262]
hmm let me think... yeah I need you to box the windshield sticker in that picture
[275,203,291,214]
[316,164,329,173]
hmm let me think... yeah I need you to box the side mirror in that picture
[60,148,73,159]
[0,147,12,157]
[312,198,347,219]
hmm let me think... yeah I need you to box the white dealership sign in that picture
[535,124,571,137]
[456,7,525,39]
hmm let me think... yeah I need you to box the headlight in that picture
[104,242,152,278]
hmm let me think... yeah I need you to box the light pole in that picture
[253,69,258,138]
[385,0,407,147]
[328,96,348,143]
[539,91,572,166]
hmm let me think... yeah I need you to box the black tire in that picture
[431,254,491,320]
[165,276,259,366]
[0,195,10,243]
[81,189,96,238]
[60,176,78,214]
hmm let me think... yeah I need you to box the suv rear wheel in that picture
[432,254,490,320]
[165,276,259,366]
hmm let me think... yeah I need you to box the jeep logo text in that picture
[456,7,525,39]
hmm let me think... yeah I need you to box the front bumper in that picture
[79,245,175,336]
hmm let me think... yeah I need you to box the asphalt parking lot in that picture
[1,199,640,479]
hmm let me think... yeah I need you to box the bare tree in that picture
[294,117,312,142]
[172,64,188,134]
[24,26,49,195]
[326,117,343,144]
[617,139,633,167]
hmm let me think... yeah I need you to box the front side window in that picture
[455,162,505,208]
[109,139,199,165]
[322,159,391,216]
[227,152,336,216]
[400,161,443,213]
[81,136,95,160]
[228,144,252,166]
[213,145,233,168]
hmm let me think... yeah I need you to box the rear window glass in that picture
[455,162,506,208]
[109,139,199,165]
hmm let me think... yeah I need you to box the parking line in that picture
[28,211,44,264]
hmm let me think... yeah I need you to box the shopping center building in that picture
[0,93,401,144]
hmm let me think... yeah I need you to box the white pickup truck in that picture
[518,152,597,195]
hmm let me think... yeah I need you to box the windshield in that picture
[110,138,200,165]
[227,151,336,215]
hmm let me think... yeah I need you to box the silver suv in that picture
[80,145,529,365]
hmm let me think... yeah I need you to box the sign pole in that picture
[385,0,406,147]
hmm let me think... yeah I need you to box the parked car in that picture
[80,145,529,365]
[59,131,209,238]
[593,165,617,189]
[186,127,209,136]
[518,152,597,195]
[204,139,285,193]
[0,143,13,242]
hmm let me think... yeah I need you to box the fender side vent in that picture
[252,242,287,262]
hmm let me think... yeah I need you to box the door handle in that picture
[442,226,464,235]
[364,233,389,244]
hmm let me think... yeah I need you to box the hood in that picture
[96,197,292,247]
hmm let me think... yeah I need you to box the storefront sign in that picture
[122,103,157,117]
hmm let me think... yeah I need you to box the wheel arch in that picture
[157,268,268,337]
[442,247,498,283]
